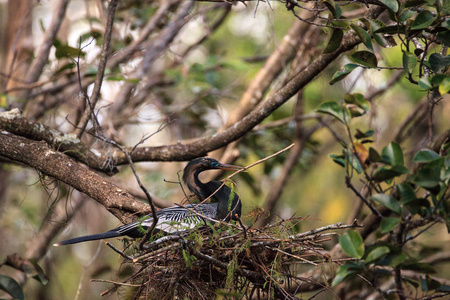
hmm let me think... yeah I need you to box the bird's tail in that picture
[53,230,122,246]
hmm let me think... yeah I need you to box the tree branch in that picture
[0,131,150,223]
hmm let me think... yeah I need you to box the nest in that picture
[97,216,360,299]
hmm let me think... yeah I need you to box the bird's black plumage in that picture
[54,158,242,246]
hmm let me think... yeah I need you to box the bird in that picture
[53,157,243,246]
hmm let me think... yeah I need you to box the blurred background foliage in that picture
[0,0,449,299]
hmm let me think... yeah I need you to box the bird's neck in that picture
[205,180,241,221]
[185,171,241,221]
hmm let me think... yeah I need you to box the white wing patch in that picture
[117,203,218,235]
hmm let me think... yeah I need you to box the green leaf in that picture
[380,217,401,233]
[413,149,440,163]
[439,76,450,95]
[403,51,417,73]
[421,275,441,291]
[381,142,404,166]
[330,63,359,85]
[366,246,390,263]
[354,129,374,139]
[373,165,409,182]
[344,149,364,174]
[330,154,346,167]
[419,77,433,90]
[411,166,441,188]
[374,25,407,34]
[350,51,378,67]
[370,194,402,214]
[397,183,417,204]
[351,24,373,51]
[429,54,450,73]
[0,275,24,300]
[316,101,351,124]
[106,74,126,81]
[377,0,399,12]
[28,259,49,285]
[411,10,435,30]
[368,147,381,163]
[323,29,343,54]
[386,252,408,266]
[332,262,362,286]
[339,230,365,259]
[344,93,373,112]
[399,9,416,22]
[369,20,397,48]
[323,0,342,18]
[437,30,450,47]
[54,44,82,59]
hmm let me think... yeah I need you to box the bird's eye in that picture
[211,161,219,167]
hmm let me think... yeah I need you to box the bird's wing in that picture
[115,203,218,236]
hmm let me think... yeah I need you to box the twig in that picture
[26,0,69,84]
[345,176,382,218]
[90,279,141,287]
[104,241,134,261]
[75,0,118,138]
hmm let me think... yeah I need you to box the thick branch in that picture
[0,132,150,223]
[0,109,118,174]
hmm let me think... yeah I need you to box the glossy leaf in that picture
[437,30,450,47]
[323,29,343,54]
[377,0,399,12]
[411,166,441,188]
[399,9,416,22]
[397,183,417,204]
[351,24,373,51]
[386,252,408,267]
[316,101,351,124]
[323,0,342,18]
[332,262,362,286]
[370,194,402,214]
[330,63,359,85]
[403,51,417,73]
[339,229,365,259]
[411,10,435,30]
[380,217,401,233]
[351,51,378,67]
[381,142,404,166]
[429,54,450,73]
[419,77,433,90]
[330,154,346,168]
[373,165,409,182]
[0,275,24,300]
[366,246,390,263]
[413,149,440,163]
[345,149,364,174]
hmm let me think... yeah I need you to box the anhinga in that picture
[53,158,243,246]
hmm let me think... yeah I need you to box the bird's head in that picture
[182,157,243,197]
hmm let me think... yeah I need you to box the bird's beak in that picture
[218,163,244,171]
